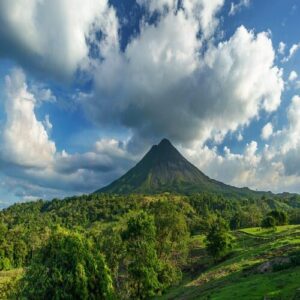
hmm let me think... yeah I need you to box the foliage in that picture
[205,217,233,261]
[261,215,276,228]
[0,192,300,298]
[121,211,161,299]
[0,269,23,300]
[261,210,288,229]
[151,201,190,265]
[19,228,115,300]
[267,210,288,225]
[156,225,300,300]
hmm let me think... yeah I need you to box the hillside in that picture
[157,225,300,300]
[1,193,300,299]
[96,139,269,198]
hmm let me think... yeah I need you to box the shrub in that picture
[261,215,276,229]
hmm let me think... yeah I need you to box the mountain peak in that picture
[158,138,172,147]
[95,139,262,198]
[149,138,175,153]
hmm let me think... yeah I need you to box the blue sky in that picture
[0,0,300,206]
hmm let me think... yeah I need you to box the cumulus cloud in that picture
[54,139,133,176]
[0,68,135,200]
[182,0,224,39]
[30,84,56,103]
[278,41,286,55]
[261,123,273,140]
[174,93,300,194]
[182,140,267,191]
[289,70,298,81]
[0,0,297,200]
[229,0,251,16]
[136,0,177,13]
[1,68,56,168]
[87,21,283,147]
[0,0,118,79]
[137,0,224,39]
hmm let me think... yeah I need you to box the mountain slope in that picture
[96,139,268,198]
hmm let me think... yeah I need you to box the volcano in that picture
[95,138,267,198]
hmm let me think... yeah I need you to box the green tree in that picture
[20,228,115,300]
[205,217,233,262]
[151,201,190,288]
[152,201,190,264]
[230,213,241,230]
[261,215,276,229]
[99,226,124,291]
[122,211,161,299]
[267,210,287,225]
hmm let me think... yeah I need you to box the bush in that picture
[261,216,276,228]
[0,258,11,271]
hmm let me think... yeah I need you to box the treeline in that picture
[1,193,300,298]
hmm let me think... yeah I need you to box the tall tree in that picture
[205,217,233,262]
[122,211,161,299]
[20,228,115,300]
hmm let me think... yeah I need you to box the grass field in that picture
[157,225,300,300]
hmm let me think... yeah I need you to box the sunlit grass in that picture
[157,225,300,300]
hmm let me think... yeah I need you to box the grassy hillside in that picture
[2,225,300,299]
[158,225,300,300]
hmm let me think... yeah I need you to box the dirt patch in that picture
[256,257,291,273]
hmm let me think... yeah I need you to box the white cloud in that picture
[0,0,118,79]
[43,114,53,132]
[282,43,300,63]
[0,68,136,200]
[136,0,177,13]
[289,70,298,81]
[137,0,224,39]
[236,132,243,141]
[88,22,283,147]
[1,0,298,199]
[229,0,251,16]
[176,94,300,194]
[182,141,265,190]
[1,68,56,168]
[182,0,225,39]
[261,122,273,140]
[30,85,56,103]
[289,43,300,57]
[278,41,286,55]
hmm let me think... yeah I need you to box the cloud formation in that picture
[2,0,300,203]
[289,71,298,82]
[229,0,251,16]
[0,69,135,200]
[1,68,56,168]
[282,43,300,63]
[0,0,118,79]
[183,94,300,194]
[88,18,283,147]
[261,123,273,141]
